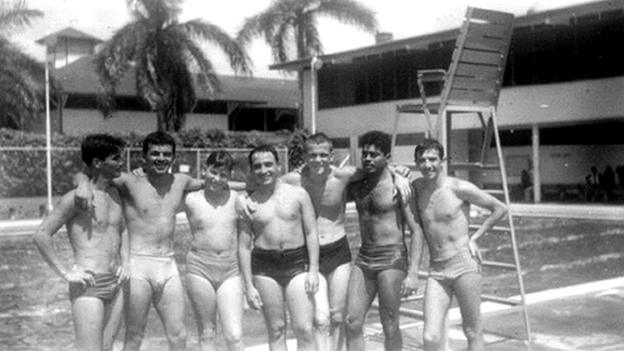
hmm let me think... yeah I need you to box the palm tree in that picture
[0,0,44,129]
[237,0,378,128]
[96,0,250,132]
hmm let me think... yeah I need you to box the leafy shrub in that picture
[0,128,306,197]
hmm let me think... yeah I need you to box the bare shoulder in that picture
[281,171,302,186]
[448,176,478,193]
[173,172,192,183]
[333,165,357,179]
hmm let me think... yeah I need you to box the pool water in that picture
[1,216,624,350]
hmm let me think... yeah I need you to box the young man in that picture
[237,145,320,351]
[34,134,129,351]
[411,138,508,351]
[75,131,207,351]
[183,151,243,351]
[281,133,354,350]
[345,131,422,351]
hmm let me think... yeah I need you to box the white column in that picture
[532,124,541,203]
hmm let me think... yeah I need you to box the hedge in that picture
[0,128,309,198]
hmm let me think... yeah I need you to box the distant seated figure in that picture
[520,168,533,203]
[601,165,616,202]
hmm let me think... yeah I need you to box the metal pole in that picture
[45,53,53,212]
[310,56,322,134]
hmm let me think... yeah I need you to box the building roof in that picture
[270,0,624,71]
[53,55,298,109]
[35,27,104,46]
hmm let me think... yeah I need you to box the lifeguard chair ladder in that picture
[388,7,531,344]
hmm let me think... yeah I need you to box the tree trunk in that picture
[156,109,166,131]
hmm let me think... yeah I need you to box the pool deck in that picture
[246,277,624,351]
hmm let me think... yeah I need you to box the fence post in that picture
[126,148,131,172]
[196,149,201,179]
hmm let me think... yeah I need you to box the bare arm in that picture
[455,180,508,242]
[400,185,425,295]
[236,195,262,309]
[74,172,126,209]
[298,188,320,294]
[33,192,77,280]
[117,225,131,283]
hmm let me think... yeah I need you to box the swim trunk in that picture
[355,243,408,280]
[252,246,308,287]
[428,250,481,286]
[129,252,180,294]
[319,236,352,277]
[69,271,121,303]
[186,249,239,290]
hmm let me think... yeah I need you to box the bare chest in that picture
[420,188,465,223]
[127,178,186,215]
[302,177,346,212]
[249,195,300,226]
[352,181,398,214]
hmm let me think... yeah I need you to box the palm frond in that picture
[236,1,287,47]
[176,19,250,74]
[300,13,322,56]
[170,30,220,95]
[314,0,378,33]
[270,20,293,63]
[0,0,42,32]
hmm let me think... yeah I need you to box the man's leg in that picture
[186,274,218,351]
[313,275,330,351]
[154,273,187,351]
[423,278,453,351]
[285,272,319,351]
[376,269,407,351]
[122,279,153,351]
[453,273,483,351]
[102,288,124,351]
[254,275,288,351]
[71,297,105,351]
[217,276,244,351]
[326,262,351,351]
[345,266,377,351]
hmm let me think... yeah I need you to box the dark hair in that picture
[305,133,333,151]
[414,138,445,160]
[142,131,176,156]
[248,144,279,165]
[206,151,233,171]
[359,130,391,155]
[81,134,125,166]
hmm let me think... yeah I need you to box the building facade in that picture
[271,0,624,203]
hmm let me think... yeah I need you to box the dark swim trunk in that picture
[186,249,239,290]
[355,243,408,280]
[319,236,352,277]
[252,246,308,287]
[428,250,481,287]
[69,271,121,303]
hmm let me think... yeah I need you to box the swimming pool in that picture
[1,215,623,350]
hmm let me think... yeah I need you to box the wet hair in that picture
[359,130,391,155]
[304,133,333,151]
[414,138,445,160]
[205,151,233,172]
[142,131,176,156]
[248,144,279,165]
[81,134,125,166]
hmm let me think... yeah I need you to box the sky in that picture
[8,0,602,79]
